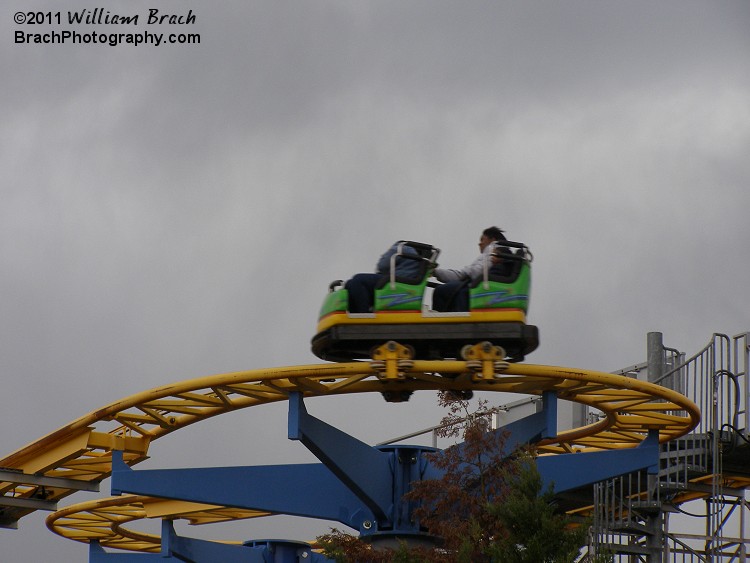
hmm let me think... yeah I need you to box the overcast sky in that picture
[2,1,749,560]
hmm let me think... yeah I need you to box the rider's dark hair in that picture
[483,226,506,241]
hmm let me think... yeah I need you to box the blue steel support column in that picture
[372,445,435,538]
[542,390,557,440]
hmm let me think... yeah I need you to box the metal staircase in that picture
[586,332,750,562]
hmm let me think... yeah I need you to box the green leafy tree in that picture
[487,452,587,562]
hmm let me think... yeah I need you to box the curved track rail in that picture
[0,360,700,553]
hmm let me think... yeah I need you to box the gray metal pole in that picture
[645,332,665,562]
[647,332,664,385]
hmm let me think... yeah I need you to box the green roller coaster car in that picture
[312,240,539,362]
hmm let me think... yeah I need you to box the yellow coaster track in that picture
[0,360,700,553]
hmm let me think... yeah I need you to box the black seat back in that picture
[472,241,528,286]
[377,241,439,287]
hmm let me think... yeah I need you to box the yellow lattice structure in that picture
[0,360,699,552]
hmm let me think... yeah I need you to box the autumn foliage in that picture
[317,392,586,562]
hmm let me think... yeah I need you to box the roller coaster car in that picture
[311,240,539,362]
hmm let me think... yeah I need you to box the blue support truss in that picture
[537,428,660,493]
[111,451,377,530]
[101,390,661,562]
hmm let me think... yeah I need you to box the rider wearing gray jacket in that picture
[433,226,507,311]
